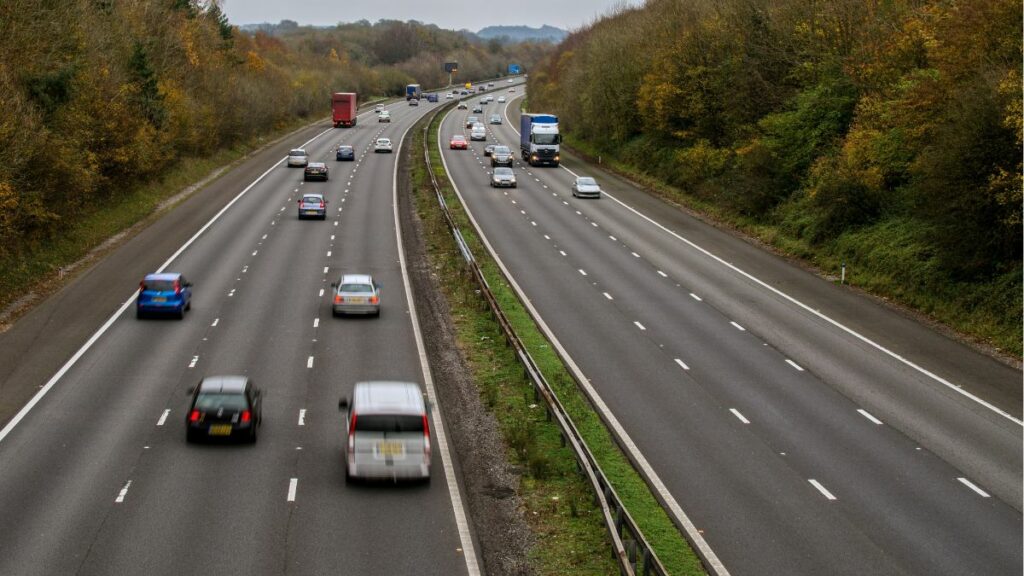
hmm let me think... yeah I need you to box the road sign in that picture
[444,62,458,73]
[508,64,521,75]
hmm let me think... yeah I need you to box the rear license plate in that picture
[377,441,404,457]
[209,424,232,436]
[348,297,365,304]
[305,210,319,215]
[151,297,166,302]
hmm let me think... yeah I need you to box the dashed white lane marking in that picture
[609,235,617,241]
[730,321,745,331]
[562,201,569,205]
[690,293,703,301]
[334,221,339,227]
[590,222,598,228]
[634,321,646,331]
[115,480,132,503]
[326,251,332,257]
[242,265,248,274]
[262,234,267,240]
[575,210,582,215]
[958,477,991,497]
[657,270,668,277]
[252,250,258,256]
[729,409,750,424]
[544,235,550,240]
[319,288,325,297]
[809,479,837,500]
[307,356,314,369]
[211,318,219,327]
[287,478,298,502]
[157,409,170,426]
[323,267,329,274]
[188,356,199,368]
[228,289,236,297]
[559,251,567,256]
[331,235,335,240]
[858,409,883,425]
[298,409,306,426]
[631,251,640,258]
[313,318,320,328]
[674,358,690,370]
[520,210,526,215]
[603,292,613,300]
[531,221,537,226]
[785,359,804,371]
[578,269,587,276]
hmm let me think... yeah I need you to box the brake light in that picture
[319,201,325,208]
[139,280,146,292]
[189,410,201,422]
[173,280,181,295]
[241,410,251,423]
[334,294,343,304]
[369,295,379,304]
[422,415,431,457]
[347,413,357,461]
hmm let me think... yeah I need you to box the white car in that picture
[445,92,453,99]
[470,124,487,141]
[571,176,602,199]
[508,79,514,83]
[497,96,506,103]
[378,110,391,123]
[374,138,393,153]
[287,149,309,167]
[374,104,385,114]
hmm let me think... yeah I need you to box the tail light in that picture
[334,294,343,304]
[241,410,251,423]
[189,410,201,423]
[347,413,357,462]
[319,201,325,208]
[369,295,379,305]
[422,415,431,460]
[173,280,181,295]
[139,280,146,292]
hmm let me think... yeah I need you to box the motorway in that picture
[437,89,1023,575]
[0,95,480,575]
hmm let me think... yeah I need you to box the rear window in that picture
[289,150,307,157]
[340,283,373,293]
[195,393,248,411]
[302,196,322,204]
[144,280,176,291]
[354,414,424,433]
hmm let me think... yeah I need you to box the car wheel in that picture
[249,426,257,444]
[186,300,192,311]
[374,309,381,318]
[186,429,199,443]
[136,308,144,319]
[176,307,185,320]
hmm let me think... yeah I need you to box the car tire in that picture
[374,309,381,318]
[176,307,185,320]
[249,427,257,444]
[136,308,144,319]
[186,300,192,311]
[186,429,199,443]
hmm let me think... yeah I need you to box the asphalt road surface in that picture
[436,90,1022,576]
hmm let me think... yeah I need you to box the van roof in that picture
[352,381,425,415]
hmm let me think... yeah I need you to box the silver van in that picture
[338,381,431,482]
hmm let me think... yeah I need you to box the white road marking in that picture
[188,356,199,368]
[331,235,335,240]
[575,210,582,215]
[313,318,320,328]
[298,409,306,426]
[520,210,526,215]
[323,267,329,274]
[729,409,750,424]
[657,270,668,277]
[730,321,745,331]
[634,321,646,331]
[242,265,248,273]
[609,235,617,241]
[115,480,132,503]
[858,409,883,425]
[578,269,587,276]
[631,251,640,258]
[319,288,325,297]
[785,359,804,371]
[307,356,314,369]
[287,478,298,502]
[157,409,170,426]
[591,222,598,227]
[958,477,991,497]
[603,292,613,300]
[326,251,332,257]
[544,234,550,240]
[690,293,702,301]
[228,289,235,297]
[531,221,537,226]
[261,234,267,240]
[211,318,219,327]
[674,358,690,370]
[809,479,837,500]
[334,221,338,226]
[559,251,567,256]
[252,250,258,256]
[562,201,569,205]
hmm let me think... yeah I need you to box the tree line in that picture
[0,1,550,267]
[528,0,1021,353]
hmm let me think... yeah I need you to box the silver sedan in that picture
[571,176,602,199]
[331,274,381,317]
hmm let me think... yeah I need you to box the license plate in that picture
[305,210,319,215]
[377,441,404,457]
[209,424,232,436]
[348,297,365,304]
[151,297,166,302]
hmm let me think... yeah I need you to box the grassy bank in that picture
[413,108,705,574]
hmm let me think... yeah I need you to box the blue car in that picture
[137,273,192,319]
[336,144,355,161]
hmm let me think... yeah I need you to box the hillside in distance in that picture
[477,25,567,43]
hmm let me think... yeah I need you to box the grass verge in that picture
[413,108,705,575]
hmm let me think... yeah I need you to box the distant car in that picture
[297,193,327,220]
[483,144,496,157]
[287,149,309,167]
[491,145,513,167]
[336,144,355,161]
[375,104,385,114]
[490,167,517,188]
[497,96,506,103]
[465,116,479,129]
[137,272,192,319]
[457,101,468,110]
[338,381,431,482]
[488,82,494,87]
[472,105,483,114]
[508,88,515,93]
[508,79,514,83]
[489,114,502,125]
[374,138,393,153]
[470,123,487,141]
[445,92,453,99]
[304,162,329,181]
[186,376,262,444]
[331,273,381,317]
[426,93,438,102]
[572,176,603,199]
[450,135,468,150]
[379,110,391,122]
[408,98,419,106]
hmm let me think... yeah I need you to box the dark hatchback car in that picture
[304,162,329,181]
[137,273,192,319]
[490,145,514,167]
[186,376,262,443]
[336,145,355,161]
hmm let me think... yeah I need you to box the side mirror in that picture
[338,397,349,411]
[184,282,193,288]
[187,386,196,395]
[330,282,337,288]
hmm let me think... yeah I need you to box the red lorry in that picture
[332,92,357,128]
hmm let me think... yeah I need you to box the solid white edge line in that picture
[808,479,837,500]
[408,115,481,575]
[509,94,1019,427]
[441,102,728,576]
[0,123,338,446]
[729,409,750,424]
[156,409,170,426]
[287,478,298,502]
[957,477,991,497]
[857,409,883,425]
[785,359,804,372]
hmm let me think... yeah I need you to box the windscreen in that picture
[144,280,176,291]
[195,393,248,411]
[533,134,559,145]
[289,150,307,157]
[354,414,424,433]
[340,283,373,293]
[302,196,322,204]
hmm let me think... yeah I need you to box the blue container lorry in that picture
[520,113,561,167]
[406,84,421,100]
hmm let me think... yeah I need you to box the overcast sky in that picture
[221,0,643,32]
